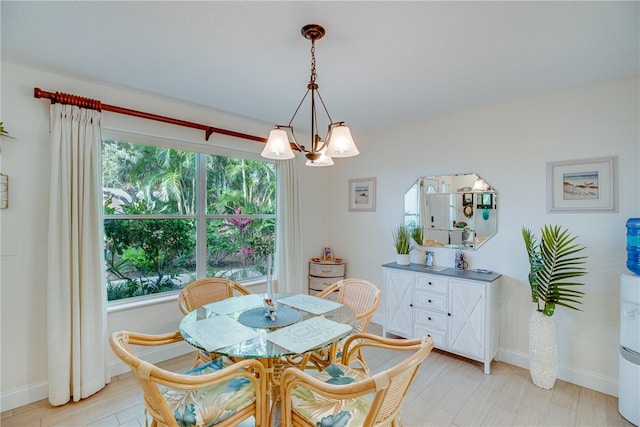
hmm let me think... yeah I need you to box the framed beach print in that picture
[546,156,618,212]
[348,177,376,212]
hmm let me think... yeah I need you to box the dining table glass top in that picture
[179,293,356,359]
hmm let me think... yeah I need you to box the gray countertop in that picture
[382,262,502,282]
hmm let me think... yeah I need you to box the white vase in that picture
[396,253,411,266]
[529,310,557,389]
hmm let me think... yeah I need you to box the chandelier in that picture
[261,24,359,167]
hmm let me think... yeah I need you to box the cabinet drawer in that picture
[415,291,447,312]
[415,326,446,348]
[416,275,448,293]
[414,309,447,330]
[308,276,341,291]
[309,262,346,278]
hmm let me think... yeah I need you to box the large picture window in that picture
[103,139,276,301]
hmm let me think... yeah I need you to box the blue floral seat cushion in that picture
[290,364,374,427]
[161,356,256,427]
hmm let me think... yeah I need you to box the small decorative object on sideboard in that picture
[454,250,468,270]
[424,251,434,267]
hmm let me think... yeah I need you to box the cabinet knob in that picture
[409,303,414,307]
[428,281,433,285]
[428,299,432,303]
[428,317,432,321]
[448,313,452,316]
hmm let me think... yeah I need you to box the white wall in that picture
[326,76,640,396]
[1,61,638,410]
[0,62,329,410]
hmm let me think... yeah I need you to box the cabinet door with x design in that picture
[384,269,415,338]
[447,279,485,361]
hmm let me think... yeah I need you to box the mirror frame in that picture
[403,173,497,250]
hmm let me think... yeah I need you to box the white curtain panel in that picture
[275,159,304,293]
[47,104,108,406]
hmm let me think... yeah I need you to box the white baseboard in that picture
[497,348,619,397]
[0,380,49,413]
[1,342,194,412]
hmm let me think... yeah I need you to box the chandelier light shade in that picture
[325,123,359,158]
[261,24,359,167]
[263,128,295,160]
[305,147,334,167]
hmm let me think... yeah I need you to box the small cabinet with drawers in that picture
[383,263,501,374]
[308,261,346,296]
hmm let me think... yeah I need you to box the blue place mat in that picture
[237,306,301,328]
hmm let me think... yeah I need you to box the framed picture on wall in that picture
[546,156,618,212]
[348,177,376,212]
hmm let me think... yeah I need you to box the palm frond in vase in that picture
[522,225,587,316]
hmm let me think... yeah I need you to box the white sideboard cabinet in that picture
[383,263,501,374]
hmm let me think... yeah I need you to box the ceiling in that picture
[2,1,639,137]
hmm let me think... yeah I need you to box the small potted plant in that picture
[522,225,587,389]
[392,225,412,265]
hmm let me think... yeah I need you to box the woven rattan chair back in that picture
[109,330,268,427]
[317,278,381,333]
[280,333,434,427]
[178,278,251,315]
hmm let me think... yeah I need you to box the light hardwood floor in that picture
[2,324,633,427]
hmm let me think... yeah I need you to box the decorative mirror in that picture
[403,173,497,250]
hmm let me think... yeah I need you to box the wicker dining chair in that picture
[309,278,381,371]
[280,333,434,427]
[109,331,269,427]
[178,277,252,315]
[178,278,253,366]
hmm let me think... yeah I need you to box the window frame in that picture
[102,129,276,308]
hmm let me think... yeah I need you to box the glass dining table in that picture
[179,292,357,396]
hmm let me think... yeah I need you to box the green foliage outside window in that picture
[103,139,276,301]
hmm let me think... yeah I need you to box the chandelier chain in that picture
[310,41,317,85]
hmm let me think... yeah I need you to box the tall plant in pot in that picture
[522,225,587,389]
[392,225,412,265]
